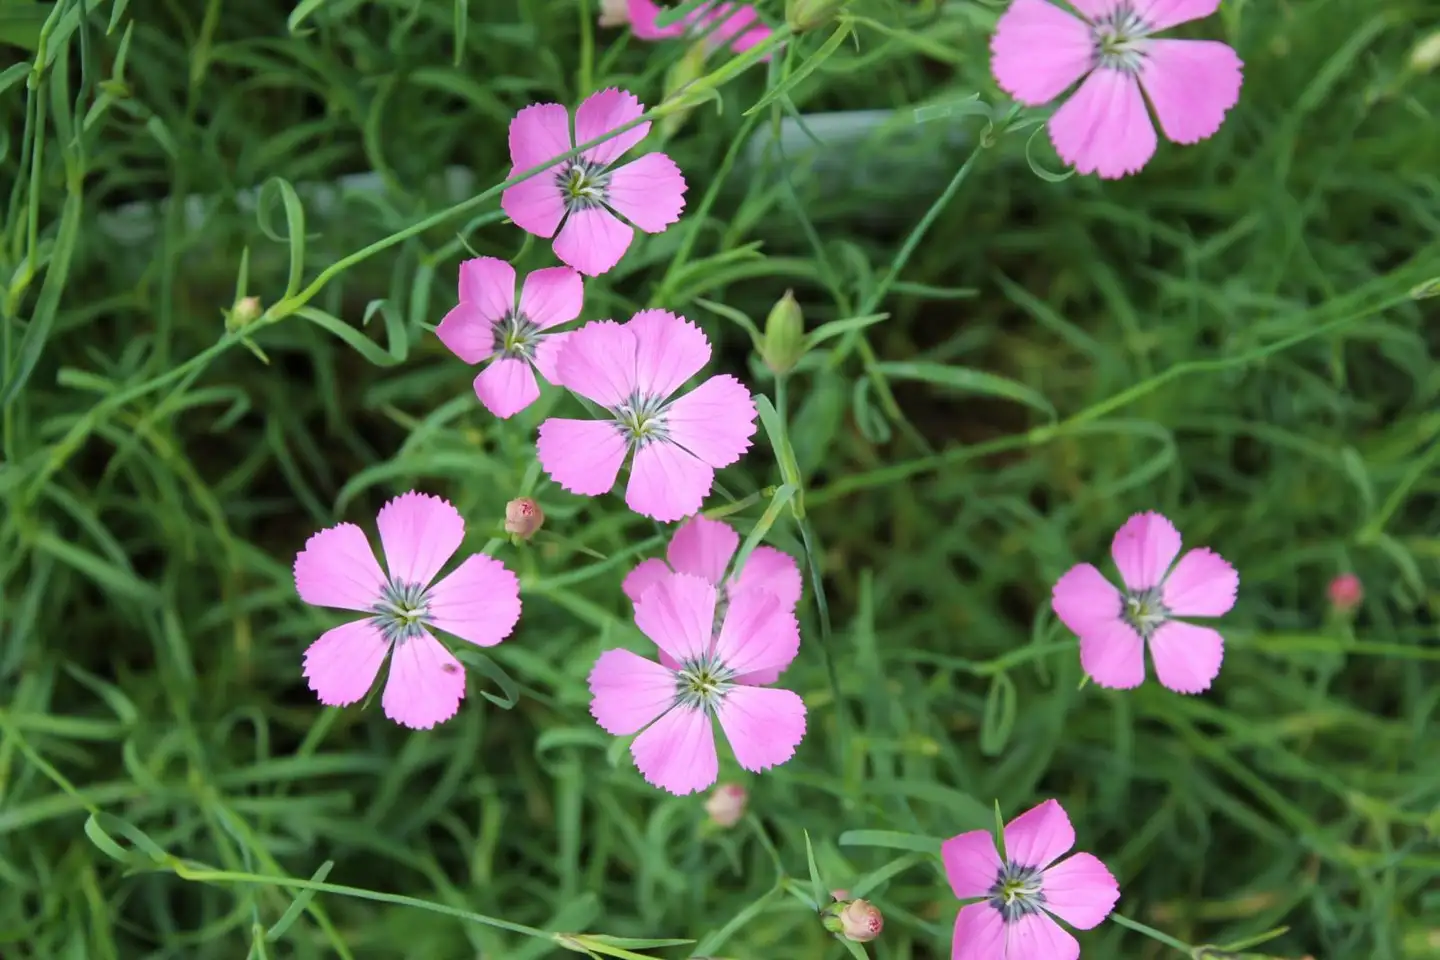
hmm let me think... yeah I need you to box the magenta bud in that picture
[504,498,544,539]
[1327,573,1363,613]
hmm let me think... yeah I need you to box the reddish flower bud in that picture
[703,783,747,827]
[1327,573,1363,613]
[505,498,544,539]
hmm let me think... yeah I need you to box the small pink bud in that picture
[504,498,544,539]
[597,0,628,27]
[822,898,883,943]
[1327,573,1363,613]
[703,783,747,827]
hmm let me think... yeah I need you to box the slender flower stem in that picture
[1110,912,1197,954]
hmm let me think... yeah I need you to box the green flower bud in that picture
[761,289,805,374]
[225,295,261,332]
[786,0,848,33]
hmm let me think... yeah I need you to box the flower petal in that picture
[606,153,687,233]
[990,0,1096,106]
[627,309,711,400]
[536,418,628,497]
[554,206,634,277]
[952,902,1006,960]
[1005,912,1079,960]
[1079,617,1147,689]
[588,647,678,735]
[732,546,803,609]
[1051,563,1123,635]
[626,440,714,522]
[376,492,465,588]
[729,23,772,54]
[473,357,541,419]
[1135,0,1220,30]
[435,304,494,365]
[381,630,466,729]
[667,515,740,585]
[509,102,573,172]
[302,619,390,706]
[1003,799,1075,871]
[732,665,783,686]
[519,265,584,330]
[1048,67,1157,179]
[530,330,572,386]
[1041,852,1120,930]
[555,319,636,407]
[425,554,522,647]
[1148,620,1224,694]
[627,0,688,38]
[458,257,516,322]
[575,88,651,166]
[631,704,718,795]
[1067,0,1125,17]
[1161,547,1237,616]
[502,174,566,239]
[715,685,806,773]
[622,557,673,604]
[663,375,757,468]
[633,571,716,664]
[941,829,1003,901]
[294,522,386,611]
[1110,511,1182,592]
[714,586,800,677]
[1139,39,1242,145]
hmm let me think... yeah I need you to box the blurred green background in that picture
[2,0,1438,957]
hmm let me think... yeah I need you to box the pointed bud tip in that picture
[761,290,805,374]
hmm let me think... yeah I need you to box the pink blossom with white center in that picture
[500,88,686,277]
[536,309,757,522]
[588,570,806,795]
[292,492,522,730]
[434,258,582,419]
[625,0,773,56]
[943,799,1120,960]
[991,0,1243,178]
[1051,511,1238,694]
[623,514,803,685]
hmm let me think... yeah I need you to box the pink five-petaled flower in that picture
[623,514,802,684]
[536,309,756,522]
[991,0,1243,179]
[626,0,772,55]
[434,257,582,419]
[589,570,806,795]
[501,88,686,277]
[943,799,1120,960]
[293,492,522,729]
[1052,511,1238,694]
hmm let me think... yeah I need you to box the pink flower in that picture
[435,258,582,418]
[626,0,772,55]
[588,570,806,795]
[500,88,686,277]
[1052,512,1238,694]
[292,492,522,729]
[991,0,1243,178]
[943,799,1119,960]
[536,310,757,522]
[1327,573,1363,613]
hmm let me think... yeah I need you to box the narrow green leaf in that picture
[266,861,335,941]
[978,671,1017,757]
[451,649,521,709]
[257,177,308,298]
[744,22,853,116]
[293,306,405,366]
[836,830,942,855]
[804,313,887,350]
[873,361,1057,422]
[803,830,826,910]
[2,185,81,407]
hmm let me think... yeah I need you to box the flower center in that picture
[370,578,431,643]
[613,391,671,448]
[1091,1,1150,72]
[1123,587,1168,638]
[987,862,1046,923]
[558,160,610,210]
[492,310,540,359]
[675,652,735,711]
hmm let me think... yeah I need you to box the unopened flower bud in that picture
[1327,573,1363,613]
[703,783,747,827]
[1410,30,1440,72]
[504,498,544,539]
[786,0,848,33]
[226,295,261,331]
[822,898,883,943]
[597,0,629,28]
[761,289,805,374]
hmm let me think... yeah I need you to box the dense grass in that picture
[3,0,1439,957]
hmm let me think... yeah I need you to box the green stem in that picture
[1110,913,1196,955]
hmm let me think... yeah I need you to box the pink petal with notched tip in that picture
[530,331,572,387]
[715,685,806,772]
[554,319,636,408]
[1080,617,1147,689]
[508,102,572,172]
[1110,511,1182,593]
[1140,39,1243,145]
[627,309,712,400]
[1005,912,1080,960]
[951,902,1005,960]
[458,257,516,322]
[941,829,1002,900]
[536,418,628,497]
[1161,547,1237,616]
[714,587,800,677]
[991,0,1096,107]
[1040,852,1120,930]
[294,522,387,611]
[435,303,494,365]
[1051,562,1123,636]
[1003,799,1076,871]
[588,647,678,735]
[622,557,672,604]
[302,618,391,706]
[575,88,651,166]
[633,571,716,664]
[631,703,718,795]
[381,629,466,730]
[1135,0,1221,30]
[376,492,465,588]
[473,357,540,419]
[1048,68,1158,180]
[1148,619,1224,693]
[425,554,521,648]
[667,515,740,585]
[627,440,714,522]
[732,546,803,608]
[664,375,757,467]
[519,265,584,330]
[606,153,687,234]
[554,206,634,277]
[502,174,567,239]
